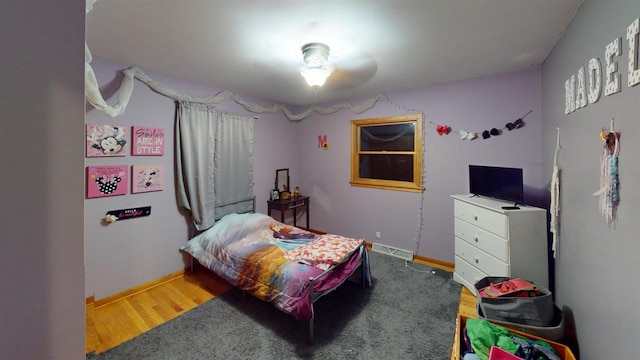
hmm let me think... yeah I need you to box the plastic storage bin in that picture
[477,303,566,341]
[475,276,554,327]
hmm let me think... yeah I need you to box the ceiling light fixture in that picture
[300,42,332,88]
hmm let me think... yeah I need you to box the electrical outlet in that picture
[375,231,381,239]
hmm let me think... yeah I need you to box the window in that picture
[350,114,423,192]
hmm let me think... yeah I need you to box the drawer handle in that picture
[474,256,479,264]
[473,214,478,221]
[474,236,479,243]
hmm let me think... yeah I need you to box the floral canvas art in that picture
[86,124,128,157]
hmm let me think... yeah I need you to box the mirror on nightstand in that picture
[275,168,290,194]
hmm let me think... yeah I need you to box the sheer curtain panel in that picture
[176,101,254,231]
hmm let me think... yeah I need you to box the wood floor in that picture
[86,268,233,354]
[86,259,477,356]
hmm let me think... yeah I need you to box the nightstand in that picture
[267,196,310,228]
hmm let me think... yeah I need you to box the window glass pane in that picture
[351,114,422,192]
[360,123,415,151]
[359,154,414,181]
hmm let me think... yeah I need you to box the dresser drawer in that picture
[454,255,488,292]
[455,237,510,276]
[454,200,508,238]
[454,218,509,262]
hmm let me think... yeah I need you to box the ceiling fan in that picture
[298,41,379,92]
[250,35,378,94]
[300,42,332,88]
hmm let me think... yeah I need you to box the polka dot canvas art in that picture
[86,165,128,198]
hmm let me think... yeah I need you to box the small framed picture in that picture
[86,165,128,198]
[86,124,128,157]
[131,126,165,156]
[271,189,279,200]
[132,164,164,193]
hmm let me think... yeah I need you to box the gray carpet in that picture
[87,251,461,359]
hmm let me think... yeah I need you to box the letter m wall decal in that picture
[318,135,327,148]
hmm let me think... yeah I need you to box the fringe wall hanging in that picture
[550,127,561,258]
[592,119,620,226]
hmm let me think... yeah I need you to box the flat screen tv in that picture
[469,165,524,205]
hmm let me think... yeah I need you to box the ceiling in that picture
[86,0,583,107]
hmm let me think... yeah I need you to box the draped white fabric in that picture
[84,43,383,121]
[85,45,136,117]
[176,102,254,231]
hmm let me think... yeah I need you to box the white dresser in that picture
[451,195,549,295]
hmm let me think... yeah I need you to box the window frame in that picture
[350,114,423,192]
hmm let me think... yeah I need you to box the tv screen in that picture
[469,165,524,204]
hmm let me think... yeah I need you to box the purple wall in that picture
[296,68,542,262]
[85,57,541,298]
[85,58,298,299]
[1,1,86,358]
[541,1,640,358]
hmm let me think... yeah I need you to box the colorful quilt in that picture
[180,212,370,321]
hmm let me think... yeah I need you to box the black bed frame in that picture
[307,245,368,343]
[186,195,369,344]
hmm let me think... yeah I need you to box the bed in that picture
[179,207,371,343]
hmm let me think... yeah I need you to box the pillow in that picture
[284,234,363,270]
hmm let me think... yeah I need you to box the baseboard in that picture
[365,242,452,271]
[94,268,187,308]
[413,254,454,272]
[371,243,414,260]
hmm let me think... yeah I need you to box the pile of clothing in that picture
[462,319,561,360]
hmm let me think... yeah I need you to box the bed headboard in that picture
[214,196,255,221]
[188,196,255,239]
